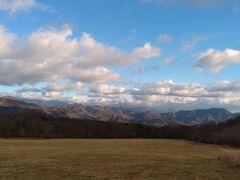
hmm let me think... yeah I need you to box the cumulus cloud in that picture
[44,82,84,92]
[156,34,173,44]
[88,94,133,105]
[0,25,15,57]
[0,25,160,85]
[130,80,208,97]
[76,33,161,67]
[90,85,126,95]
[0,0,46,14]
[17,86,41,93]
[133,56,175,74]
[8,79,240,111]
[139,0,232,8]
[67,96,89,104]
[196,48,240,74]
[181,35,208,52]
[42,91,61,98]
[13,81,87,102]
[151,57,176,70]
[129,80,240,110]
[132,94,197,106]
[130,80,239,99]
[181,33,221,52]
[13,83,130,105]
[207,80,240,92]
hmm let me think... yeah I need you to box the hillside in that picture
[0,109,239,147]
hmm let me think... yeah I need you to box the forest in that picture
[0,113,239,147]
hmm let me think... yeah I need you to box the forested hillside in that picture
[0,113,239,147]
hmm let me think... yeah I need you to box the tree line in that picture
[0,113,239,147]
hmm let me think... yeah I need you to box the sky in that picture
[0,0,240,112]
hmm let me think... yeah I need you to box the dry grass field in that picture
[219,149,240,168]
[0,139,239,180]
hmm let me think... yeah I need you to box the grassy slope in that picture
[0,139,239,180]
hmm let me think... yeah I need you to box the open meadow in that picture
[0,139,239,180]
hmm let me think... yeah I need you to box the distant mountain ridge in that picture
[0,96,38,108]
[0,96,237,126]
[0,96,51,115]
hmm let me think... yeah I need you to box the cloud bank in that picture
[0,25,161,85]
[8,80,240,112]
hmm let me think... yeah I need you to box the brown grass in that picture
[219,149,240,168]
[0,139,240,179]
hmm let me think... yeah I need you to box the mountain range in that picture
[0,96,238,126]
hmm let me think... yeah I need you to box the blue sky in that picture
[0,0,240,111]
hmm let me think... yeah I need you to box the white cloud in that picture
[42,91,61,98]
[76,34,161,67]
[133,56,175,74]
[132,43,161,60]
[130,80,209,97]
[132,94,197,106]
[0,25,161,85]
[90,85,126,95]
[207,80,240,92]
[17,86,41,93]
[0,25,15,57]
[88,94,132,105]
[151,56,176,70]
[181,35,208,52]
[196,48,240,74]
[67,96,89,104]
[43,82,84,92]
[128,80,240,110]
[156,34,173,44]
[0,0,45,14]
[8,79,240,111]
